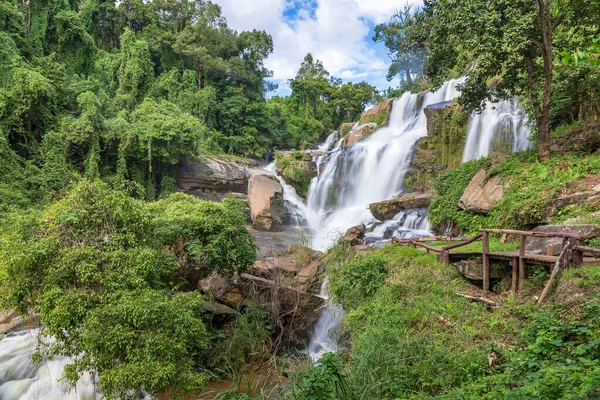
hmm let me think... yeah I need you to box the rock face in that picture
[340,224,366,245]
[458,169,504,214]
[341,123,378,148]
[525,224,600,255]
[359,98,394,126]
[176,156,252,200]
[546,185,600,220]
[422,101,468,169]
[369,193,432,221]
[247,174,286,231]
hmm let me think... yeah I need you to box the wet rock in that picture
[341,123,378,148]
[248,174,287,231]
[341,224,366,245]
[202,301,236,316]
[176,156,252,200]
[458,169,504,214]
[369,193,432,221]
[525,224,600,255]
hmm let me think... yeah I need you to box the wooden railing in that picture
[394,228,597,294]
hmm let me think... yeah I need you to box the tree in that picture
[289,53,331,118]
[373,5,429,85]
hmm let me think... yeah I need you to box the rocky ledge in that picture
[370,193,432,221]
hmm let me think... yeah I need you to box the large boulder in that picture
[341,123,378,148]
[546,184,600,220]
[455,259,504,282]
[248,174,287,231]
[176,156,253,200]
[340,224,366,245]
[360,98,394,126]
[458,169,504,214]
[525,224,600,255]
[369,193,432,221]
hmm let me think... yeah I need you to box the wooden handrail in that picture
[481,228,584,240]
[573,245,600,256]
[442,233,483,252]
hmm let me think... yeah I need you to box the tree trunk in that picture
[26,0,31,36]
[405,67,413,85]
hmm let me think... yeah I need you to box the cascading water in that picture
[304,78,464,251]
[462,98,531,162]
[0,330,100,399]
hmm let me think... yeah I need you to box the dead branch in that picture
[456,292,501,308]
[537,244,570,305]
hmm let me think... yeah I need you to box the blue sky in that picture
[213,0,423,96]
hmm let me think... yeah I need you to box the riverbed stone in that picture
[458,169,504,214]
[369,193,432,221]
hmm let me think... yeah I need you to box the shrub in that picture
[329,255,388,310]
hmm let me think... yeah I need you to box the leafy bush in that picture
[0,180,257,397]
[295,352,352,400]
[428,157,490,233]
[329,255,388,310]
[275,151,315,198]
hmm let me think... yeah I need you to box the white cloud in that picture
[214,0,422,95]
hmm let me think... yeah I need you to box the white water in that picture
[306,279,344,361]
[462,98,531,162]
[0,330,100,400]
[303,78,464,251]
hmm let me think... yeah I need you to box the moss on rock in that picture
[275,150,317,198]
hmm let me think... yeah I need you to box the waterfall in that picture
[306,279,343,361]
[462,98,531,162]
[0,330,101,399]
[303,78,464,251]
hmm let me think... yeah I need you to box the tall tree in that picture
[373,5,429,85]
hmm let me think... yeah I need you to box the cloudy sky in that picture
[213,0,422,96]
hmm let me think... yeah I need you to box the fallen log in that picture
[456,292,501,308]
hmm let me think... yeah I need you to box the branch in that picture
[456,293,501,308]
[537,244,569,305]
[528,37,544,53]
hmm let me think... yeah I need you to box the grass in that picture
[295,243,600,399]
[426,237,519,253]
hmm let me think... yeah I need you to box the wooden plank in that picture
[519,235,525,292]
[482,231,490,292]
[511,257,518,294]
[571,237,583,266]
[481,229,584,240]
[442,233,483,251]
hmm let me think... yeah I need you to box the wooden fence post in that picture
[518,235,525,292]
[482,231,490,292]
[570,237,583,266]
[511,257,518,294]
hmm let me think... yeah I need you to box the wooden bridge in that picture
[393,229,600,297]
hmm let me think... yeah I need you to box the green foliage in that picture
[490,153,600,228]
[295,352,352,400]
[329,255,388,310]
[275,151,315,198]
[428,158,490,233]
[0,180,256,396]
